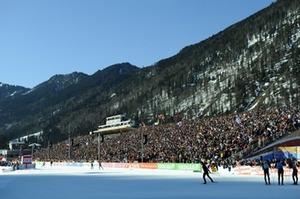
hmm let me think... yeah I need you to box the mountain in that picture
[0,72,88,134]
[0,83,30,99]
[1,0,300,148]
[0,63,140,145]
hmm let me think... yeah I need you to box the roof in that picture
[247,129,300,159]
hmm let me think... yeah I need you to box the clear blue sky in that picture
[0,0,275,88]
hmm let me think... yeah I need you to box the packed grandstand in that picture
[30,106,300,168]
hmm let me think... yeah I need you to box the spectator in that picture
[33,106,299,168]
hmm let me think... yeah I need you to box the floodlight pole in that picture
[31,145,34,158]
[19,145,22,160]
[68,139,71,160]
[47,141,50,159]
[68,124,71,160]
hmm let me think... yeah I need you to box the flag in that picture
[65,139,70,146]
[177,121,183,127]
[196,110,203,118]
[140,122,146,129]
[235,116,241,124]
[161,114,165,121]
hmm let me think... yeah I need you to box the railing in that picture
[229,130,294,161]
[98,120,133,129]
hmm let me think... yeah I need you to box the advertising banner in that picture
[125,163,157,169]
[157,163,201,171]
[103,162,127,169]
[67,162,84,167]
[22,155,32,165]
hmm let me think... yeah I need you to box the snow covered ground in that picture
[0,165,299,199]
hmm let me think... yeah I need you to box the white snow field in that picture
[0,165,299,199]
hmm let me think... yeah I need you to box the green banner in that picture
[157,163,201,171]
[35,161,44,166]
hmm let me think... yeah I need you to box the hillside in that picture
[0,0,300,149]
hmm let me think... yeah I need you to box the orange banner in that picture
[125,162,157,169]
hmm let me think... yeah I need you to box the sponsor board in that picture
[157,163,200,171]
[67,162,84,167]
[157,163,176,170]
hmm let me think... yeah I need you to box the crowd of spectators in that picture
[34,106,299,167]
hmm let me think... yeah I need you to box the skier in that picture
[275,159,284,185]
[262,160,271,185]
[291,159,298,185]
[90,159,94,170]
[200,160,214,184]
[98,160,104,170]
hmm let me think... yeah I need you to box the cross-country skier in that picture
[200,160,214,184]
[262,160,271,185]
[98,160,104,170]
[291,159,298,185]
[275,159,284,185]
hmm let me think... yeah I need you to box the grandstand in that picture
[243,129,300,161]
[92,114,136,135]
[33,107,300,165]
